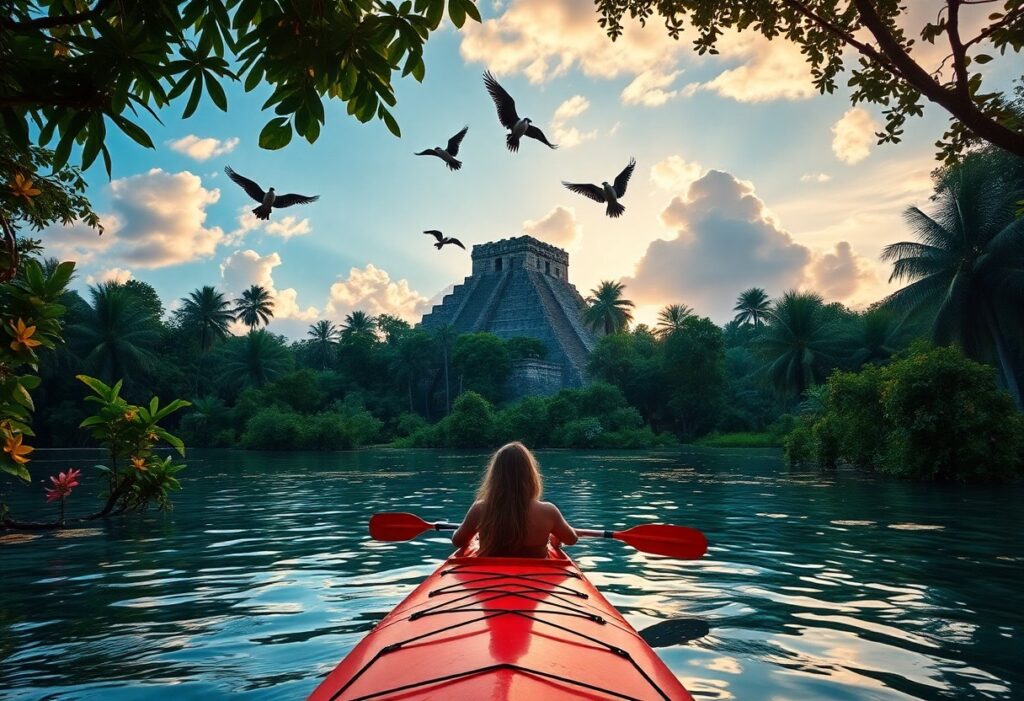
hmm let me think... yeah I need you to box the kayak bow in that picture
[309,543,694,700]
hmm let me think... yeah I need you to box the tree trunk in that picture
[443,347,450,415]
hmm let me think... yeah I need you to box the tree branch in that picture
[851,0,1024,159]
[946,1,971,100]
[0,0,112,31]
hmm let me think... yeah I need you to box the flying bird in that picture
[424,230,466,251]
[415,126,469,171]
[482,71,558,152]
[562,158,637,219]
[224,166,319,221]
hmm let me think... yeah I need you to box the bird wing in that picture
[446,126,469,156]
[483,72,519,129]
[423,230,444,242]
[273,193,319,208]
[563,182,606,203]
[447,238,467,250]
[524,124,558,149]
[613,158,637,198]
[224,166,266,202]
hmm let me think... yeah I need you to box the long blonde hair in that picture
[476,442,543,555]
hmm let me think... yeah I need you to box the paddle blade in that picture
[369,512,433,541]
[614,524,708,559]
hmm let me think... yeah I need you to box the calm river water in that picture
[1,448,1021,700]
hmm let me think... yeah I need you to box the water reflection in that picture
[1,448,1021,700]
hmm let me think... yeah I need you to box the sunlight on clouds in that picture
[523,205,582,250]
[626,170,878,322]
[800,173,832,183]
[325,264,430,323]
[689,33,815,103]
[167,135,239,161]
[650,155,704,192]
[220,249,318,322]
[832,107,879,164]
[85,267,133,285]
[621,69,681,107]
[266,216,312,240]
[551,95,598,148]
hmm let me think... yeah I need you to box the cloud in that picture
[800,172,832,183]
[265,216,312,240]
[832,107,879,164]
[550,95,598,148]
[224,207,312,244]
[621,69,680,107]
[523,205,582,249]
[686,34,815,103]
[806,241,878,301]
[625,170,876,322]
[650,155,704,192]
[168,135,239,161]
[220,249,318,323]
[460,1,817,105]
[85,267,133,285]
[325,264,430,323]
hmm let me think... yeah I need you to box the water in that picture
[1,448,1021,700]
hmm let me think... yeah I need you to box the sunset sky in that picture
[39,0,1020,337]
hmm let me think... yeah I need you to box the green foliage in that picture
[452,332,512,403]
[506,336,548,360]
[783,347,1024,482]
[443,390,495,448]
[595,2,1024,162]
[662,316,726,439]
[233,285,274,330]
[584,280,635,334]
[218,329,293,388]
[0,258,75,480]
[696,432,782,448]
[77,374,190,511]
[1,0,482,176]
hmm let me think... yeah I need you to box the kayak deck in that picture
[309,544,693,700]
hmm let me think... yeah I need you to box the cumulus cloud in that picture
[523,205,582,250]
[461,1,817,104]
[621,69,680,107]
[626,170,875,322]
[650,155,704,192]
[832,107,879,164]
[224,207,312,245]
[800,172,832,183]
[168,135,240,161]
[220,249,318,323]
[550,95,598,148]
[85,267,133,285]
[806,241,878,301]
[265,216,312,240]
[325,264,430,323]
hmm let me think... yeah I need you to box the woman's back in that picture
[451,442,578,557]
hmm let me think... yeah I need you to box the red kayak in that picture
[309,542,694,700]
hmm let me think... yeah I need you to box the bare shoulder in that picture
[538,501,563,515]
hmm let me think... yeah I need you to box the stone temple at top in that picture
[419,235,600,397]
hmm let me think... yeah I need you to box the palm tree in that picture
[849,308,905,368]
[583,280,634,335]
[69,283,161,386]
[656,304,694,337]
[341,310,378,341]
[307,320,340,370]
[219,330,291,388]
[881,157,1023,408]
[733,287,771,328]
[756,291,845,399]
[180,286,234,352]
[376,313,410,344]
[233,285,274,330]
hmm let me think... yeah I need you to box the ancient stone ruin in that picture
[419,235,599,398]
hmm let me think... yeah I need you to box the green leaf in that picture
[462,0,481,23]
[112,116,155,149]
[205,73,229,111]
[13,383,34,411]
[259,117,293,150]
[45,262,76,297]
[244,66,264,92]
[182,79,204,119]
[54,111,91,170]
[449,0,467,28]
[378,106,401,136]
[1,461,31,482]
[973,54,993,64]
[77,374,113,398]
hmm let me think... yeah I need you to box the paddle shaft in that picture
[424,522,612,539]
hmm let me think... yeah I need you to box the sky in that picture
[39,0,1021,337]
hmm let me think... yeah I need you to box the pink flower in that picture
[44,468,81,502]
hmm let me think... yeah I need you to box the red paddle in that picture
[368,512,708,560]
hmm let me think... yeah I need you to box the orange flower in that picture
[4,432,33,465]
[9,173,41,204]
[9,318,42,352]
[123,409,138,422]
[130,456,148,472]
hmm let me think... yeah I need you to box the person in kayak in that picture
[452,441,578,557]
